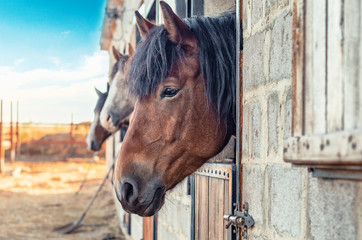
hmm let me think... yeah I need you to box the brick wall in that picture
[242,1,362,239]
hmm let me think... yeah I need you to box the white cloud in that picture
[0,51,110,123]
[49,56,61,66]
[14,58,25,66]
[61,30,70,35]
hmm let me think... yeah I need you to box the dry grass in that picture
[0,159,125,240]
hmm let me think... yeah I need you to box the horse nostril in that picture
[106,114,111,121]
[121,179,138,204]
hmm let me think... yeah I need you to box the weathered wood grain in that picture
[327,0,344,132]
[198,176,209,240]
[194,174,200,240]
[284,129,362,164]
[292,0,305,136]
[344,0,361,130]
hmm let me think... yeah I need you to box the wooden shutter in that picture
[284,0,362,179]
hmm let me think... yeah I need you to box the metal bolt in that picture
[225,221,232,229]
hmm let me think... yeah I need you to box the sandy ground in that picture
[0,159,125,240]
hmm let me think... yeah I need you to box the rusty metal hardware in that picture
[223,202,254,239]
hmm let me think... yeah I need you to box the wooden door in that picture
[193,163,236,240]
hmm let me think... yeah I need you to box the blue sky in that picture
[0,0,109,123]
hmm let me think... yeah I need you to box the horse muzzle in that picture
[115,177,166,217]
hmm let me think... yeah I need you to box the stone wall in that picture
[242,0,362,239]
[157,179,191,240]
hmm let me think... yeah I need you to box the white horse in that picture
[100,45,135,132]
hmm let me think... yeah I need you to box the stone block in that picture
[270,12,292,81]
[309,177,358,240]
[278,0,289,8]
[242,0,249,32]
[244,31,267,89]
[268,164,301,236]
[130,214,143,240]
[242,102,250,156]
[204,0,235,15]
[283,86,292,139]
[266,0,277,15]
[180,203,191,237]
[268,91,280,155]
[251,237,269,240]
[243,165,265,224]
[251,0,264,25]
[252,101,262,158]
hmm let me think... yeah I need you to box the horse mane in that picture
[127,12,241,126]
[110,55,129,80]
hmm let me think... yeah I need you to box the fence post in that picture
[10,101,15,162]
[16,101,20,159]
[0,100,3,173]
[70,112,74,139]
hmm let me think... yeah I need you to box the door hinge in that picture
[223,202,254,239]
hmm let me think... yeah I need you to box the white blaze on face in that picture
[100,77,118,131]
[86,112,100,149]
[100,71,135,132]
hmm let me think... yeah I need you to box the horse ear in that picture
[95,87,102,97]
[128,43,134,57]
[160,1,190,44]
[112,46,123,61]
[135,11,156,39]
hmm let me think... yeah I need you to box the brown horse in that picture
[115,1,239,216]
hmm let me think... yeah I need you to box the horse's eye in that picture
[161,87,180,98]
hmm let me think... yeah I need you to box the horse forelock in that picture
[111,55,129,81]
[127,12,239,126]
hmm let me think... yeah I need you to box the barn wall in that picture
[242,1,362,240]
[157,179,191,240]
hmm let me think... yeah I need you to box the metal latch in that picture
[223,202,254,239]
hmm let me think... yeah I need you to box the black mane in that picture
[127,12,241,126]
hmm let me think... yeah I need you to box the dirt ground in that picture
[0,158,125,240]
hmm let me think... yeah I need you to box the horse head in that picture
[115,1,236,216]
[100,45,135,132]
[86,87,111,151]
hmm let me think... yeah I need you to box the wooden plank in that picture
[223,179,230,240]
[359,0,362,128]
[327,0,344,132]
[208,177,216,240]
[198,175,209,240]
[194,174,200,240]
[207,177,225,240]
[292,0,305,136]
[344,0,361,130]
[312,0,327,134]
[304,0,327,135]
[304,0,314,135]
[143,217,153,240]
[284,129,362,165]
[215,178,225,240]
